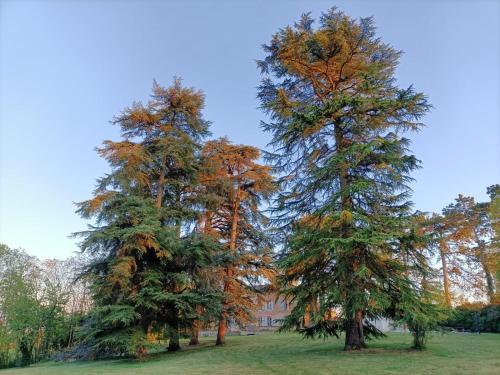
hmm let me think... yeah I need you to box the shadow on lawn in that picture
[293,336,425,357]
[124,343,212,363]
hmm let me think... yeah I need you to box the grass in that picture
[2,332,499,375]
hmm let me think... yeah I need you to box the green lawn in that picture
[2,332,499,375]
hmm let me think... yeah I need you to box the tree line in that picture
[0,246,91,367]
[0,7,498,367]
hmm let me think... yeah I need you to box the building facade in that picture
[254,291,291,331]
[210,290,399,335]
[221,291,291,334]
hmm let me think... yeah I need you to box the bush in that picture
[0,324,16,369]
[445,303,500,333]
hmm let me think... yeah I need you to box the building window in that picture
[267,316,273,327]
[266,301,273,311]
[259,317,264,327]
[280,301,287,311]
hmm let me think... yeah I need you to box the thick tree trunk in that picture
[335,123,366,351]
[189,330,200,346]
[167,329,180,352]
[167,319,181,352]
[216,267,233,346]
[216,176,240,346]
[189,309,201,346]
[477,245,495,303]
[216,271,229,346]
[344,310,365,350]
[439,244,452,306]
[216,317,227,346]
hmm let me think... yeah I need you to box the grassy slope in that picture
[2,332,499,375]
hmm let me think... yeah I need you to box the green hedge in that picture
[444,304,500,333]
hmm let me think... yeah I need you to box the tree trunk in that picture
[216,174,240,346]
[216,317,227,346]
[167,330,180,352]
[136,345,148,360]
[335,123,365,351]
[216,267,233,346]
[410,322,426,350]
[439,243,452,306]
[67,325,74,348]
[302,303,311,327]
[482,260,495,304]
[189,331,200,346]
[189,311,201,346]
[167,319,181,352]
[19,341,32,366]
[344,310,365,350]
[478,246,495,303]
[156,152,168,209]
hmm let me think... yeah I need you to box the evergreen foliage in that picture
[257,8,436,349]
[75,79,222,356]
[200,138,275,345]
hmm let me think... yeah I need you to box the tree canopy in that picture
[258,8,435,349]
[75,78,222,355]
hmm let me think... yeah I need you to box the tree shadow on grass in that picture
[119,336,261,366]
[294,336,424,357]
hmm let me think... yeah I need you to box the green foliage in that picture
[0,244,80,367]
[75,79,222,357]
[258,8,436,349]
[200,138,275,345]
[0,323,16,368]
[444,303,500,333]
[396,296,449,349]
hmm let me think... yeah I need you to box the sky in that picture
[0,0,499,260]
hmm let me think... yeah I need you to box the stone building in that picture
[220,289,399,335]
[253,291,291,331]
[222,290,291,334]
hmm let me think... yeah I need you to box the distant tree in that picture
[423,213,465,306]
[0,244,42,365]
[0,245,72,366]
[426,189,499,305]
[200,138,275,346]
[442,193,497,303]
[76,78,221,355]
[488,185,500,302]
[29,256,93,356]
[394,219,447,349]
[40,257,92,318]
[258,8,434,349]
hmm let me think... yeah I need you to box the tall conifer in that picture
[200,138,275,345]
[258,9,432,349]
[76,78,220,355]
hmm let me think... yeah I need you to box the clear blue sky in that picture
[1,0,499,260]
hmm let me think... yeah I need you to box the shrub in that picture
[444,303,500,333]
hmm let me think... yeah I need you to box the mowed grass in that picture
[2,332,499,375]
